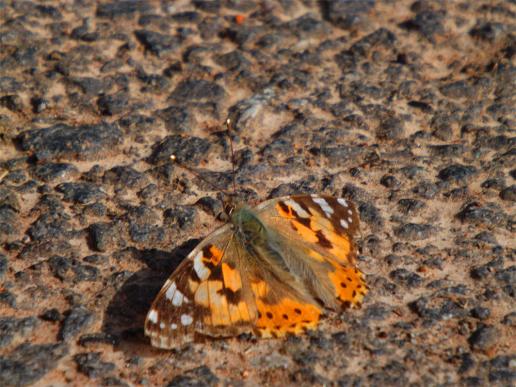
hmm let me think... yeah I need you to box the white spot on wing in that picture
[340,219,349,229]
[148,309,158,323]
[159,322,165,329]
[348,217,352,223]
[193,251,210,280]
[170,323,177,330]
[313,197,333,218]
[181,314,193,326]
[337,198,348,207]
[172,289,184,306]
[165,282,177,300]
[284,199,310,218]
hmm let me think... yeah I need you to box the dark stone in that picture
[363,302,392,321]
[169,79,225,102]
[468,325,499,351]
[408,100,433,113]
[166,366,219,387]
[380,174,400,189]
[97,93,129,116]
[195,196,223,217]
[0,254,6,280]
[59,307,94,341]
[439,81,474,99]
[0,290,16,308]
[28,211,71,240]
[40,308,62,322]
[470,307,490,320]
[322,0,375,29]
[394,223,434,240]
[0,343,68,387]
[18,123,123,162]
[397,198,425,215]
[500,185,516,201]
[470,22,507,42]
[70,77,113,96]
[157,105,191,133]
[495,266,516,297]
[103,166,148,189]
[410,296,466,321]
[437,164,477,182]
[501,312,516,327]
[74,352,116,378]
[56,182,106,204]
[97,1,151,18]
[148,135,211,166]
[347,28,396,58]
[400,165,425,179]
[470,257,504,280]
[47,256,99,282]
[0,95,23,112]
[481,178,505,190]
[358,202,383,228]
[164,205,197,229]
[376,117,405,140]
[135,30,181,57]
[33,163,79,183]
[389,268,423,288]
[428,144,465,158]
[400,10,445,41]
[430,113,455,141]
[456,202,504,227]
[214,50,250,71]
[193,0,220,13]
[89,222,125,252]
[0,317,38,348]
[128,223,165,244]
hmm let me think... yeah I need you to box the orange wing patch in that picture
[255,298,321,337]
[328,265,368,308]
[250,280,321,337]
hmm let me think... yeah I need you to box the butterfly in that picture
[145,193,368,349]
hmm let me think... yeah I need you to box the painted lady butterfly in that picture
[145,126,368,349]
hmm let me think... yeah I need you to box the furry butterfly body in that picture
[145,194,367,349]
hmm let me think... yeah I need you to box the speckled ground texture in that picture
[0,0,515,386]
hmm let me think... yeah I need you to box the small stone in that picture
[400,10,445,41]
[499,185,516,201]
[394,223,434,240]
[157,105,191,133]
[0,317,39,348]
[389,268,423,288]
[97,1,151,18]
[166,366,219,387]
[40,308,62,322]
[0,343,68,386]
[148,135,211,166]
[59,307,94,341]
[0,254,7,280]
[501,312,516,327]
[376,117,405,140]
[18,123,123,162]
[164,205,197,229]
[135,30,181,57]
[97,93,129,116]
[74,352,116,378]
[380,174,400,189]
[468,324,499,351]
[89,222,124,252]
[322,0,375,29]
[56,182,106,204]
[169,79,225,102]
[397,198,425,215]
[33,163,79,183]
[0,95,23,112]
[470,307,491,320]
[438,164,477,182]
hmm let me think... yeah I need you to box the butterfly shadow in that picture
[101,239,199,355]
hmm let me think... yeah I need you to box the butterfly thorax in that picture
[230,205,267,246]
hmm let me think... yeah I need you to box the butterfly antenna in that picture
[169,155,222,193]
[226,118,237,195]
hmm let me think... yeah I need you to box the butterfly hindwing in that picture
[255,195,367,310]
